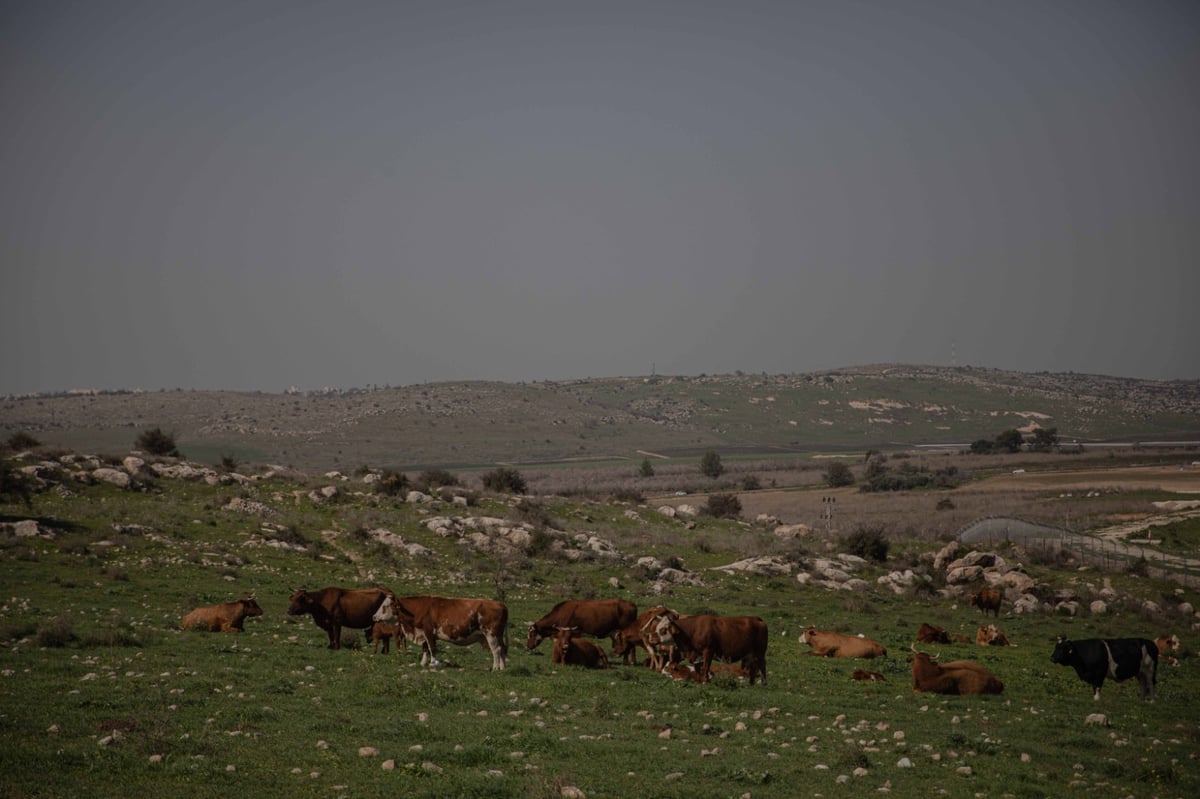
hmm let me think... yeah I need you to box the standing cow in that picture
[653,613,768,685]
[373,594,509,671]
[969,589,1002,618]
[1050,636,1158,702]
[182,596,263,633]
[287,587,393,649]
[526,598,637,651]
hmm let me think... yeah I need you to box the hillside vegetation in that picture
[2,438,1199,798]
[4,365,1199,472]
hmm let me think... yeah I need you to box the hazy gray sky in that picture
[3,1,1197,394]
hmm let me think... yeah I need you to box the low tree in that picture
[135,427,179,457]
[841,524,890,562]
[417,468,459,493]
[969,438,995,455]
[482,467,527,495]
[5,431,40,451]
[1029,427,1059,452]
[995,428,1024,453]
[639,458,655,478]
[704,493,742,519]
[0,460,35,508]
[824,461,855,488]
[699,450,724,479]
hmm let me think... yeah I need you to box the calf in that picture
[969,589,1002,618]
[852,668,886,682]
[910,648,1004,695]
[917,623,952,645]
[799,626,887,659]
[976,624,1011,647]
[182,596,263,633]
[551,627,610,669]
[367,621,407,654]
[1051,636,1157,701]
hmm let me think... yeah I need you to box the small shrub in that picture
[741,475,762,491]
[936,497,956,511]
[482,467,527,495]
[824,461,855,488]
[704,493,742,519]
[35,616,77,648]
[512,498,553,529]
[610,487,645,504]
[135,427,180,457]
[375,469,410,497]
[417,468,459,493]
[639,458,655,478]
[6,431,40,451]
[0,460,35,507]
[219,454,239,472]
[842,524,890,562]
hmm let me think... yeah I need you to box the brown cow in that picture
[653,613,768,685]
[1153,634,1181,667]
[551,627,610,669]
[799,626,887,659]
[613,606,678,668]
[373,594,508,671]
[910,647,1004,695]
[182,596,263,633]
[287,587,392,649]
[952,633,973,644]
[917,623,952,645]
[367,621,407,654]
[526,598,637,651]
[852,668,886,682]
[969,589,1002,618]
[976,624,1011,646]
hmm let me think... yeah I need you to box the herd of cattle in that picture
[179,587,1184,702]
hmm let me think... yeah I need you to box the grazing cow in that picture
[976,624,1011,647]
[969,589,1003,618]
[799,627,888,659]
[182,596,263,633]
[653,613,768,685]
[287,587,392,649]
[917,623,952,645]
[910,648,1004,695]
[613,606,678,668]
[1153,634,1181,667]
[551,627,610,669]
[852,669,886,682]
[526,599,637,651]
[367,621,407,654]
[373,594,508,671]
[1051,636,1158,702]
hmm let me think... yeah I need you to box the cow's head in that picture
[287,589,315,616]
[372,596,396,624]
[241,597,264,618]
[1050,637,1075,664]
[798,626,818,644]
[525,622,545,650]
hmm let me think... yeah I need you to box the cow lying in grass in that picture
[909,647,1004,695]
[182,596,263,633]
[800,626,887,659]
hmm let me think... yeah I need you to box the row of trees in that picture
[970,427,1059,454]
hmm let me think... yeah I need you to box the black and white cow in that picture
[1050,636,1158,702]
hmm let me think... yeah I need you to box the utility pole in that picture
[822,495,836,533]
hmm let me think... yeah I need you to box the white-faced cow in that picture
[373,594,508,671]
[1051,636,1158,702]
[526,598,637,651]
[613,606,678,668]
[653,613,768,685]
[1153,634,1181,667]
[287,587,393,649]
[976,624,1012,647]
[799,626,888,659]
[182,596,263,633]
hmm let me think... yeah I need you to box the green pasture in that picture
[2,475,1197,799]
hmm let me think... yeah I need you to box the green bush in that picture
[482,467,527,495]
[375,469,410,497]
[704,493,742,519]
[841,524,890,562]
[5,431,40,451]
[0,460,35,507]
[741,475,762,491]
[824,461,855,488]
[699,450,724,478]
[135,427,180,457]
[417,468,459,493]
[34,616,77,648]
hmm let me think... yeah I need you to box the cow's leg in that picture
[485,631,505,671]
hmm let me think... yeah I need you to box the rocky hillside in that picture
[3,364,1198,472]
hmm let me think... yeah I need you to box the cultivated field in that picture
[2,444,1198,799]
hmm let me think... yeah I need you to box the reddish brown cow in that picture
[976,624,1011,646]
[182,596,263,633]
[526,599,637,651]
[917,623,952,645]
[551,627,610,669]
[910,648,1004,695]
[952,634,973,644]
[969,589,1002,618]
[799,627,887,659]
[367,621,408,654]
[287,587,393,649]
[374,594,508,671]
[613,606,677,668]
[852,669,886,682]
[653,613,768,685]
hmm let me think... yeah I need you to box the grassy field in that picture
[2,458,1198,799]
